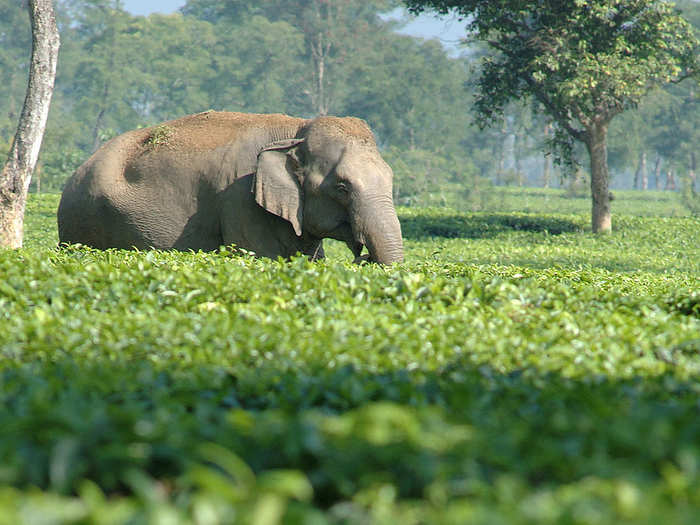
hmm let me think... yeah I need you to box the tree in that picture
[405,0,699,232]
[199,15,304,115]
[127,13,216,119]
[0,0,60,248]
[61,0,147,151]
[183,0,395,117]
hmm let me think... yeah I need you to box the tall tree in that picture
[405,0,699,232]
[0,0,60,248]
[183,0,394,117]
[200,15,304,115]
[648,79,699,191]
[258,0,395,116]
[127,13,216,119]
[62,0,147,150]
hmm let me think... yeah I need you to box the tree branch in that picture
[484,37,585,141]
[520,74,586,142]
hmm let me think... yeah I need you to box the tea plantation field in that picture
[1,190,699,524]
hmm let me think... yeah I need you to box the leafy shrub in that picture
[666,290,700,317]
[399,207,585,239]
[0,194,698,523]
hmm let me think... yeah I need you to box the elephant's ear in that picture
[254,138,306,236]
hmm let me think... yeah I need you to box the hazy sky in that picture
[120,0,467,54]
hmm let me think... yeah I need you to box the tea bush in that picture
[0,190,698,523]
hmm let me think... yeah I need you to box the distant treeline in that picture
[1,0,698,201]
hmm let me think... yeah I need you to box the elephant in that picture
[57,111,403,264]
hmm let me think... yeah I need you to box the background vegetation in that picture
[1,0,698,210]
[1,190,698,523]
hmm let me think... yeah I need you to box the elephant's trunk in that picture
[354,195,403,265]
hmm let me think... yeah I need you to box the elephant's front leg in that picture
[302,238,325,261]
[353,254,371,264]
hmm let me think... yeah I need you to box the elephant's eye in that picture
[336,182,349,193]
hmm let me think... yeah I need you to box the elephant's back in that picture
[147,111,306,153]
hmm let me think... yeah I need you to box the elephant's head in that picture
[253,117,403,264]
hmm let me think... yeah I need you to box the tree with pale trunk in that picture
[0,0,59,248]
[404,0,699,232]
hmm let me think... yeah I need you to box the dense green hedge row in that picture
[0,193,698,523]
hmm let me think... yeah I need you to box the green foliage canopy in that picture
[405,0,699,161]
[0,0,490,199]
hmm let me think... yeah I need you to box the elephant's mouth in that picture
[330,226,370,262]
[344,233,367,262]
[326,222,384,264]
[326,222,363,256]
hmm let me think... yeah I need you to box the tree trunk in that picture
[543,123,551,188]
[641,152,648,190]
[664,168,676,191]
[689,151,697,193]
[307,0,334,118]
[514,129,524,186]
[91,83,109,152]
[570,165,586,194]
[585,122,612,233]
[653,155,662,190]
[495,118,506,185]
[312,32,329,116]
[0,0,60,249]
[634,151,647,190]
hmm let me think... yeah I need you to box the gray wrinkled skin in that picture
[57,111,403,264]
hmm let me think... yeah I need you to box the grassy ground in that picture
[406,185,691,217]
[488,186,690,216]
[1,189,698,523]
